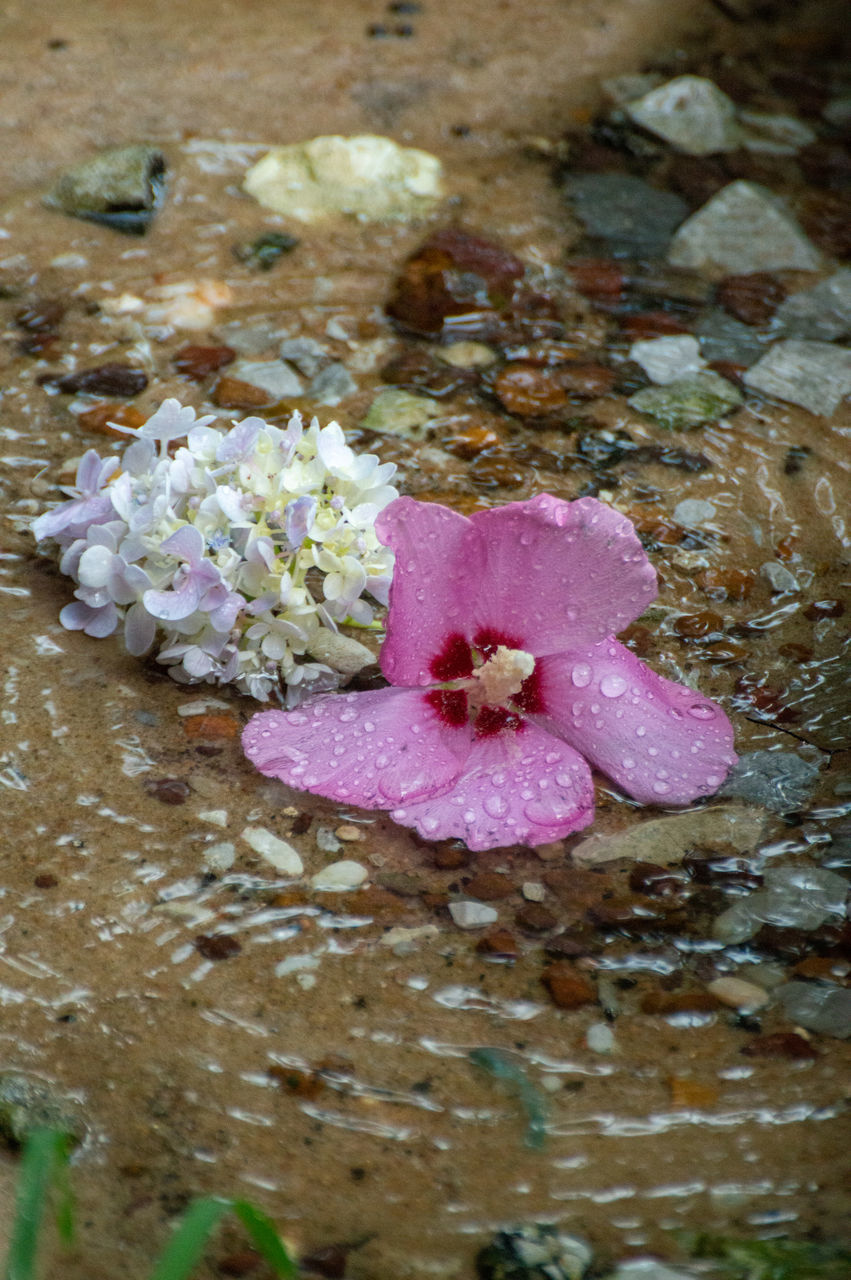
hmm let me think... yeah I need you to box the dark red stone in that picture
[144,777,190,805]
[172,344,236,379]
[52,363,149,396]
[716,273,786,325]
[194,934,242,961]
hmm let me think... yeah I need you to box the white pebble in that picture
[177,698,231,716]
[629,335,707,385]
[673,498,717,525]
[203,841,236,873]
[197,808,228,828]
[240,826,304,875]
[449,901,498,929]
[760,560,800,594]
[310,860,368,891]
[586,1021,616,1054]
[275,954,320,977]
[522,882,547,902]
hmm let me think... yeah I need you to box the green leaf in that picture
[148,1197,231,1280]
[232,1200,298,1278]
[4,1128,75,1280]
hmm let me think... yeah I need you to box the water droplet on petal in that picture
[571,663,592,688]
[622,756,636,770]
[484,794,509,818]
[600,673,627,698]
[688,704,715,720]
[635,725,647,737]
[653,780,671,795]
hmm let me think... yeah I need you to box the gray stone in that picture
[743,339,851,416]
[624,75,742,155]
[717,750,821,813]
[0,1071,86,1147]
[776,981,851,1039]
[695,309,765,365]
[607,1260,698,1280]
[279,336,332,377]
[737,110,817,155]
[672,498,716,525]
[44,144,166,235]
[563,173,688,258]
[760,560,800,594]
[311,860,368,890]
[714,864,848,943]
[628,371,742,429]
[628,335,706,385]
[216,321,284,355]
[477,1226,592,1280]
[668,181,822,276]
[773,270,851,342]
[572,805,769,868]
[449,901,498,929]
[229,359,304,399]
[307,361,358,405]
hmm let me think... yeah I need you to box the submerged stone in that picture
[243,134,443,222]
[361,387,442,438]
[44,144,166,235]
[0,1071,86,1147]
[743,339,851,416]
[695,309,765,365]
[563,173,688,258]
[776,981,851,1039]
[667,181,822,276]
[717,750,821,813]
[233,230,299,270]
[629,335,706,385]
[279,336,331,378]
[572,805,768,868]
[713,864,849,943]
[624,75,741,155]
[476,1225,592,1280]
[737,109,817,155]
[228,358,304,400]
[629,371,742,429]
[773,269,851,342]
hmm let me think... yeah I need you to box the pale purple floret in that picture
[30,450,119,545]
[243,493,738,852]
[143,525,244,627]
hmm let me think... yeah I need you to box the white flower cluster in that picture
[32,399,398,703]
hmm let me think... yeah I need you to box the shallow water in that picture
[1,0,850,1276]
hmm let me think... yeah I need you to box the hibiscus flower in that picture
[242,494,737,851]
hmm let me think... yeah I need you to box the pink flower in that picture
[242,494,737,851]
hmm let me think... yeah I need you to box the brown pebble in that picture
[194,934,242,961]
[181,713,240,740]
[620,311,691,339]
[541,961,597,1009]
[476,928,520,958]
[568,257,624,300]
[673,610,724,640]
[804,598,845,620]
[793,955,850,983]
[217,1249,263,1276]
[441,424,501,459]
[778,642,815,662]
[145,777,190,805]
[173,343,236,379]
[468,452,527,489]
[742,1032,819,1060]
[76,402,146,437]
[702,640,747,663]
[628,862,688,897]
[268,1064,324,1098]
[429,840,470,870]
[799,191,851,258]
[544,932,598,958]
[464,871,515,901]
[16,299,65,333]
[212,376,273,408]
[300,1244,349,1279]
[515,903,558,933]
[557,363,616,397]
[34,873,59,889]
[667,1076,719,1108]
[380,347,473,397]
[641,990,720,1015]
[716,273,786,326]
[494,363,568,416]
[54,363,149,397]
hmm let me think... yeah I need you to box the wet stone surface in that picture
[1,0,850,1277]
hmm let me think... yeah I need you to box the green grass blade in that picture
[4,1128,74,1280]
[148,1197,230,1280]
[232,1200,298,1278]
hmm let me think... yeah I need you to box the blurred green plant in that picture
[3,1127,297,1280]
[685,1232,851,1280]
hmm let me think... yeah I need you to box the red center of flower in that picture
[426,628,544,736]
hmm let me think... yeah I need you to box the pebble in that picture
[760,560,800,594]
[713,864,849,943]
[706,976,770,1010]
[173,344,236,379]
[177,698,232,716]
[53,363,149,397]
[672,498,716,525]
[773,269,851,342]
[145,777,190,805]
[667,181,822,276]
[717,749,821,813]
[624,75,742,155]
[449,900,499,929]
[76,402,146,437]
[465,871,514,901]
[628,335,706,385]
[717,272,786,325]
[628,371,742,429]
[477,1226,592,1280]
[585,1021,616,1054]
[197,808,229,828]
[227,359,304,400]
[195,933,242,961]
[240,826,304,875]
[436,341,497,368]
[542,961,597,1010]
[310,860,369,891]
[741,1031,819,1059]
[563,173,689,258]
[695,309,765,365]
[334,824,366,842]
[746,338,851,416]
[212,376,276,409]
[203,841,236,872]
[515,903,558,933]
[608,1258,698,1280]
[0,1071,86,1147]
[361,387,442,438]
[522,882,546,902]
[307,629,375,676]
[233,230,299,270]
[776,981,851,1039]
[244,134,443,222]
[315,826,342,854]
[572,805,768,868]
[737,109,817,156]
[279,336,331,377]
[476,928,520,958]
[43,143,165,235]
[307,361,357,405]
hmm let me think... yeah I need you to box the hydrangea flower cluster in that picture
[32,399,398,702]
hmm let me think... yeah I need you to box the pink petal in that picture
[376,497,484,686]
[536,640,737,806]
[391,721,594,851]
[469,494,658,653]
[242,687,471,808]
